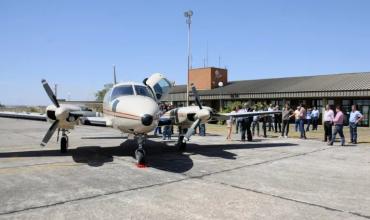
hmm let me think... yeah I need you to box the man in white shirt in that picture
[311,107,319,130]
[323,104,334,143]
[349,104,364,144]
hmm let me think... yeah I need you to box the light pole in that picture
[184,10,193,106]
[218,81,224,112]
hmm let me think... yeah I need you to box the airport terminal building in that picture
[163,67,370,126]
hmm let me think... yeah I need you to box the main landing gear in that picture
[135,134,146,165]
[60,129,69,153]
[177,127,187,152]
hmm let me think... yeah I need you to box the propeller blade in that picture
[184,118,201,141]
[40,120,59,147]
[191,84,202,109]
[41,79,60,108]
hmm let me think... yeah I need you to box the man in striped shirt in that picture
[328,105,345,146]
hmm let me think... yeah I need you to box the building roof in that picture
[169,72,370,95]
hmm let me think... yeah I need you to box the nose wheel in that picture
[60,129,69,153]
[177,135,186,151]
[135,135,146,165]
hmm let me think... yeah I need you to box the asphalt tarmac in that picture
[0,117,369,220]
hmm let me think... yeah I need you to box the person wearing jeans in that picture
[294,106,301,132]
[349,105,364,144]
[252,109,260,137]
[281,103,294,138]
[306,108,312,132]
[328,105,345,146]
[311,107,319,130]
[299,104,307,139]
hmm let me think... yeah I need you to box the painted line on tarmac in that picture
[212,181,370,220]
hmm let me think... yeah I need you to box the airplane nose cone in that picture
[141,114,153,126]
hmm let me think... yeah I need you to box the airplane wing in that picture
[0,111,110,127]
[0,111,47,121]
[213,110,282,120]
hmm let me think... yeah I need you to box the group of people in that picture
[323,104,364,145]
[154,104,174,140]
[227,103,364,146]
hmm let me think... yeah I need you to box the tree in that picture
[0,102,4,108]
[95,84,113,102]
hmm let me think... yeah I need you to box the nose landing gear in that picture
[177,127,187,152]
[135,134,146,165]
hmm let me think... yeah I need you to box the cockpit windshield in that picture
[135,85,154,98]
[111,85,134,100]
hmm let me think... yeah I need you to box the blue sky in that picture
[1,0,370,105]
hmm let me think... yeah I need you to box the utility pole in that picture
[184,10,193,107]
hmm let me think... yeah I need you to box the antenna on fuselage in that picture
[113,64,117,85]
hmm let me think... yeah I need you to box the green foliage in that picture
[222,101,269,113]
[221,101,242,113]
[0,102,4,108]
[95,86,111,102]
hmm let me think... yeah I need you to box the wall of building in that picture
[189,67,228,90]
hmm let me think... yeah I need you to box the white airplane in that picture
[40,73,173,164]
[6,73,281,165]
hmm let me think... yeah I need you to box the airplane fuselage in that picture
[102,82,160,134]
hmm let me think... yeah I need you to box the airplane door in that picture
[145,73,173,101]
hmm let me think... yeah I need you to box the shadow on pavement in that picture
[0,140,298,173]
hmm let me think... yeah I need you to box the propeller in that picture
[42,79,59,108]
[41,120,59,146]
[184,84,206,141]
[184,118,201,141]
[40,79,61,146]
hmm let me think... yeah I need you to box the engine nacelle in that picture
[45,104,81,129]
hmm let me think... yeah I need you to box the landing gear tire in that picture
[60,136,68,153]
[135,149,146,165]
[177,135,186,152]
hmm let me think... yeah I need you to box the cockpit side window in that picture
[111,85,134,101]
[135,85,154,98]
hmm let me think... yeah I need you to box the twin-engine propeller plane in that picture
[41,73,172,164]
[9,73,281,165]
